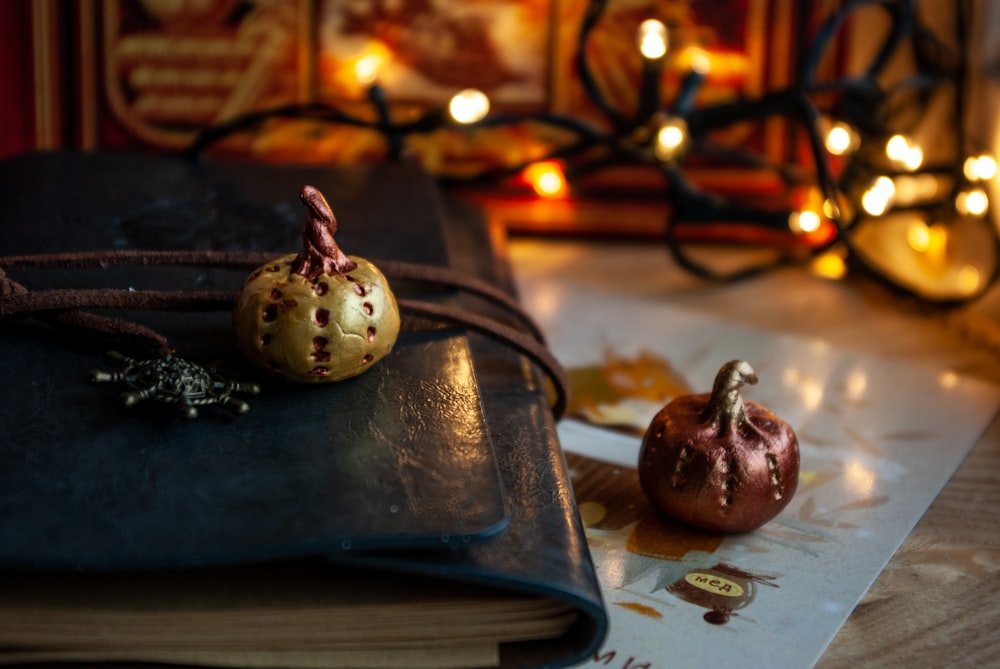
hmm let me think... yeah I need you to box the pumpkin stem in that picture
[703,359,758,435]
[291,185,358,282]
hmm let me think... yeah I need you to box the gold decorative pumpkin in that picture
[233,186,400,383]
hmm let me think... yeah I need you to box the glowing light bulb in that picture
[654,116,688,162]
[909,221,948,271]
[824,122,859,156]
[678,46,711,74]
[861,176,896,216]
[353,54,382,86]
[448,89,490,124]
[885,134,923,171]
[810,251,847,280]
[902,145,924,171]
[927,224,948,258]
[893,173,940,206]
[906,219,931,252]
[955,188,989,217]
[957,265,981,294]
[885,135,908,160]
[524,161,567,198]
[789,210,821,234]
[637,19,668,60]
[963,154,998,181]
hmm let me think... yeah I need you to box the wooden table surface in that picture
[505,237,1000,669]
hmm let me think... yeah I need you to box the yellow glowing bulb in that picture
[885,134,923,171]
[963,154,998,181]
[654,117,688,162]
[825,122,859,156]
[957,265,981,294]
[975,155,997,179]
[924,224,948,259]
[861,176,895,216]
[637,19,668,59]
[678,46,711,74]
[810,252,848,280]
[907,220,931,252]
[955,188,989,217]
[885,134,909,160]
[893,173,940,205]
[353,54,382,86]
[789,210,821,234]
[861,192,888,216]
[908,219,949,274]
[524,161,567,198]
[535,171,564,197]
[902,145,923,171]
[448,89,490,124]
[826,127,851,155]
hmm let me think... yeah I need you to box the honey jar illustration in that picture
[667,563,778,624]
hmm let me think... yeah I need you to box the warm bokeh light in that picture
[353,54,382,86]
[938,370,959,389]
[524,161,567,198]
[908,220,948,271]
[789,210,821,234]
[963,154,998,181]
[861,176,896,216]
[845,460,876,497]
[448,89,490,124]
[637,19,668,60]
[845,369,868,402]
[654,116,688,162]
[885,134,909,161]
[885,134,923,171]
[955,188,989,217]
[810,251,847,280]
[957,265,981,294]
[681,46,711,74]
[906,219,931,252]
[825,122,859,156]
[893,173,940,205]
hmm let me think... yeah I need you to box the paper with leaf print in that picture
[513,275,1000,668]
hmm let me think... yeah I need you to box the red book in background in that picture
[0,1,58,159]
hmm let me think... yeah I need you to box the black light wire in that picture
[181,0,997,307]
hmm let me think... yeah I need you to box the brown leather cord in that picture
[0,254,567,418]
[0,251,546,342]
[0,288,233,315]
[397,299,567,420]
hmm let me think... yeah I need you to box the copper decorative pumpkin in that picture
[638,360,799,533]
[233,186,401,383]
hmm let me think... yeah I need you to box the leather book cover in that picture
[0,151,607,668]
[0,152,508,565]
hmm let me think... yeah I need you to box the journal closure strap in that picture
[0,252,567,418]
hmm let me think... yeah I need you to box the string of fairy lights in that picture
[187,0,998,306]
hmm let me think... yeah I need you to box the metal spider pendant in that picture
[90,351,261,419]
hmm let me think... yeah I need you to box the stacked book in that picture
[0,152,607,669]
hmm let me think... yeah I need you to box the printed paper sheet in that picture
[513,262,1000,668]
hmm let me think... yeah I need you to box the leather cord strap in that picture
[0,251,547,342]
[0,252,567,418]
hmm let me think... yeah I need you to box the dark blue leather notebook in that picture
[0,152,607,669]
[0,152,507,567]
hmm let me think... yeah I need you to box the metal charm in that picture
[90,351,261,419]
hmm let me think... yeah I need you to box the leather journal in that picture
[0,152,608,668]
